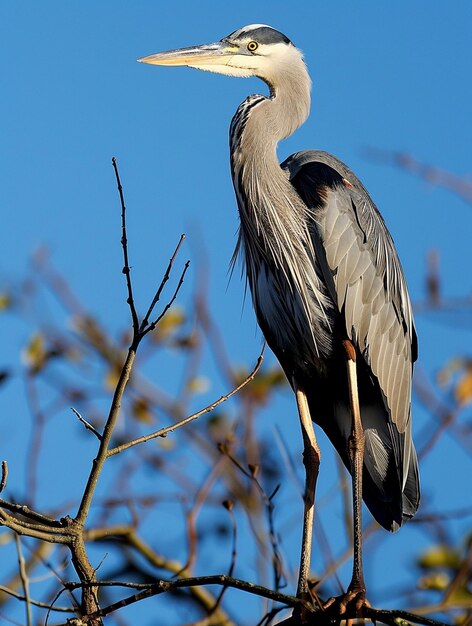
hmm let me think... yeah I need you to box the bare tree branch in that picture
[107,350,264,457]
[141,233,187,333]
[365,147,472,205]
[112,156,139,335]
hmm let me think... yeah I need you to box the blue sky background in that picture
[1,2,472,624]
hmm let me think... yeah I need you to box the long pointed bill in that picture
[138,41,236,69]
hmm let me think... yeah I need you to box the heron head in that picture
[138,24,308,86]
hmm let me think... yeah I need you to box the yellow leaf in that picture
[418,572,450,591]
[105,363,122,390]
[151,307,185,342]
[132,398,153,423]
[437,357,465,387]
[22,333,46,372]
[418,545,461,570]
[186,376,210,394]
[455,368,472,405]
[0,293,11,311]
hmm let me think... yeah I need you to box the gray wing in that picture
[283,150,417,486]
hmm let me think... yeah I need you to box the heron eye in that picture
[247,41,258,52]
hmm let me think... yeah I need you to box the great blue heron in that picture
[139,24,420,615]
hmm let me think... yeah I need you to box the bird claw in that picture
[323,587,371,616]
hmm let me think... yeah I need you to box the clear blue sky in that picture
[1,2,472,624]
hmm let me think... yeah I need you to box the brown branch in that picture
[107,351,264,457]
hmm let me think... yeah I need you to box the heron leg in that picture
[324,339,370,614]
[293,382,320,613]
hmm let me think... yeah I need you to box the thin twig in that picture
[210,502,238,616]
[0,584,72,612]
[142,259,191,337]
[15,536,32,626]
[140,234,187,332]
[219,449,285,592]
[71,408,102,441]
[181,457,227,574]
[107,351,264,457]
[112,156,139,335]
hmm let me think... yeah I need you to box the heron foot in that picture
[323,586,371,616]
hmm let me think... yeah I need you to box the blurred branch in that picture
[365,147,472,205]
[107,350,264,457]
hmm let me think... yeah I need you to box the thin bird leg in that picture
[293,382,320,609]
[325,339,370,614]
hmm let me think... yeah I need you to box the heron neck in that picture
[230,74,311,223]
[231,61,311,180]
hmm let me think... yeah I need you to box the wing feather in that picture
[282,150,419,527]
[283,150,418,487]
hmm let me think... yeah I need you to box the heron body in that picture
[140,23,420,608]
